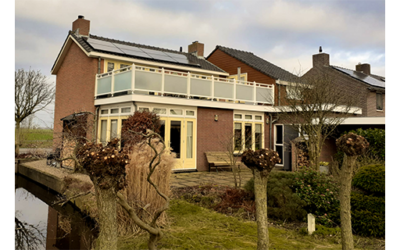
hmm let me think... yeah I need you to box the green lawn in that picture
[118,200,380,250]
[16,128,53,148]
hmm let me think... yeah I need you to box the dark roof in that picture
[72,33,225,73]
[331,66,385,89]
[207,45,300,82]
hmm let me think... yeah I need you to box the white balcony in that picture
[95,64,275,106]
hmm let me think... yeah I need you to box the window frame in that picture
[376,93,383,111]
[233,112,264,153]
[274,124,284,166]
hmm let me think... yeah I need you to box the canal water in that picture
[15,174,97,250]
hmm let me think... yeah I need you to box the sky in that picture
[14,0,385,128]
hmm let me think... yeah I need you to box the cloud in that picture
[15,0,385,127]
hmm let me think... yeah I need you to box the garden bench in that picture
[205,151,242,172]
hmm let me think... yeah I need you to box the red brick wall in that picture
[196,107,233,171]
[302,67,369,117]
[207,49,278,105]
[53,42,99,148]
[367,91,385,117]
[319,137,337,162]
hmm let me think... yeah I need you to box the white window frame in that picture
[233,111,264,152]
[274,124,284,166]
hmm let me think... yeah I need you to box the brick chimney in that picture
[188,41,204,57]
[312,52,330,68]
[355,63,371,75]
[72,15,90,37]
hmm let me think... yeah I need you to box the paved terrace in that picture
[170,169,254,188]
[17,160,284,191]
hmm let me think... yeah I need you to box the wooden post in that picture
[308,213,315,235]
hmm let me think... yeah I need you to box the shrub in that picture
[292,168,340,226]
[352,164,385,195]
[351,193,385,214]
[244,172,306,222]
[351,210,385,238]
[313,225,341,237]
[350,165,385,238]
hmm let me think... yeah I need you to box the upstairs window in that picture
[286,86,302,100]
[107,62,115,72]
[376,93,383,110]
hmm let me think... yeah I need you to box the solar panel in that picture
[174,58,190,64]
[165,52,187,59]
[333,67,385,88]
[87,38,116,47]
[87,38,196,66]
[120,49,151,58]
[89,43,124,54]
[140,48,167,56]
[148,54,178,62]
[113,43,144,52]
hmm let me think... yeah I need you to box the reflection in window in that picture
[234,123,242,150]
[107,62,114,72]
[101,110,108,114]
[186,122,193,158]
[245,115,252,120]
[376,93,383,110]
[234,114,242,119]
[255,124,262,150]
[139,107,150,112]
[100,120,107,142]
[110,108,119,114]
[153,108,166,114]
[121,119,127,148]
[186,110,195,116]
[170,109,183,115]
[255,115,262,121]
[121,107,131,113]
[245,123,252,149]
[110,119,118,139]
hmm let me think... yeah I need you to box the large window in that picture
[234,112,264,152]
[376,93,383,110]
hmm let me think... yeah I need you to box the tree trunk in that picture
[94,183,118,250]
[253,169,269,250]
[338,155,357,250]
[148,232,162,250]
[15,121,21,157]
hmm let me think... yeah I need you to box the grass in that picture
[118,200,381,250]
[16,128,53,148]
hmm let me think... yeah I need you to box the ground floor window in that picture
[274,124,284,166]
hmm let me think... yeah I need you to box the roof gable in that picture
[207,45,300,82]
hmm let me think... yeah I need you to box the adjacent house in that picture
[301,51,385,162]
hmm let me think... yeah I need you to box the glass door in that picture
[161,117,196,170]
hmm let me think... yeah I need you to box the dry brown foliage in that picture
[117,139,175,236]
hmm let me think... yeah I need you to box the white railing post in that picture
[187,72,191,99]
[211,75,215,101]
[161,68,165,96]
[94,74,98,98]
[131,64,135,95]
[111,70,115,96]
[253,81,257,105]
[233,78,237,103]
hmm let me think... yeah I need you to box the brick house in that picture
[301,51,385,162]
[52,16,384,172]
[207,46,385,169]
[52,16,285,171]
